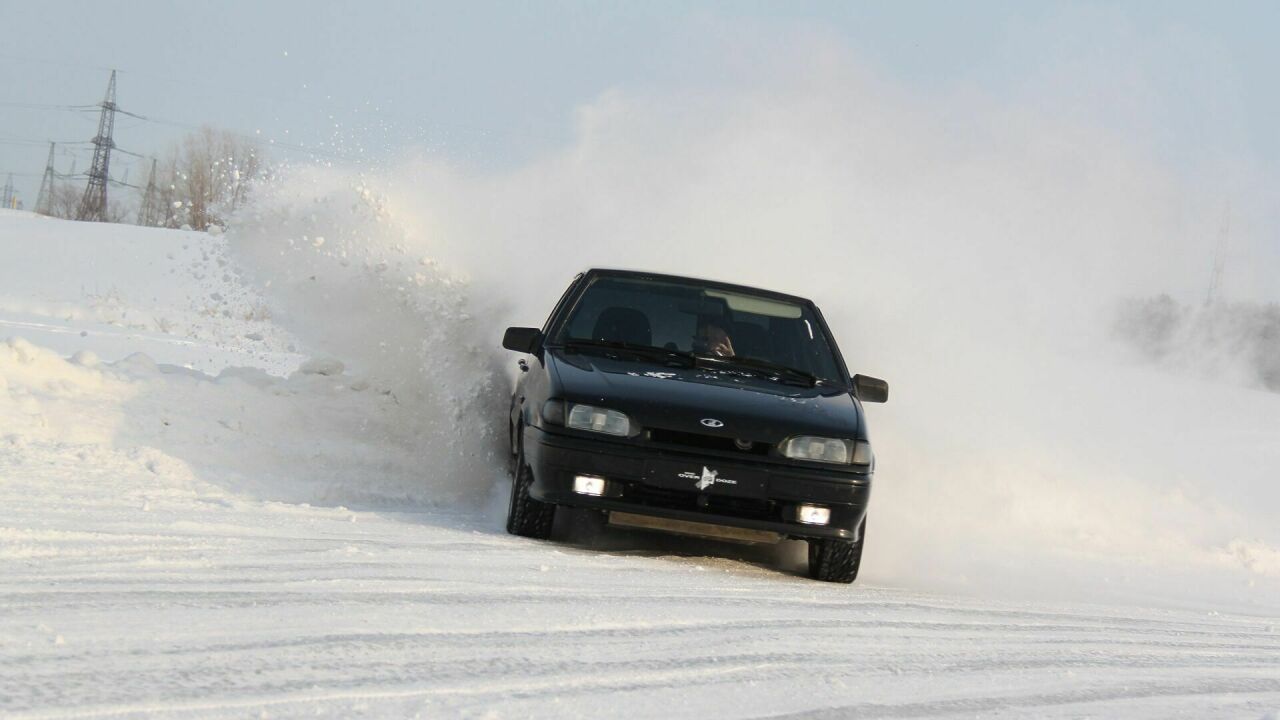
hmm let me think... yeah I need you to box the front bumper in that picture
[522,426,871,541]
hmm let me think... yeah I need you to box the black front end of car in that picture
[501,268,887,583]
[523,423,871,543]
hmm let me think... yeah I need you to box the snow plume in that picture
[226,46,1280,608]
[227,169,509,508]
[1114,294,1280,392]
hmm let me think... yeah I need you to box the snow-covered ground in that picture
[3,207,1279,719]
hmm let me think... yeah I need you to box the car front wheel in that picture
[807,518,866,583]
[506,431,556,539]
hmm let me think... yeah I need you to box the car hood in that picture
[548,349,863,443]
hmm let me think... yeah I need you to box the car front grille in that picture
[623,483,777,521]
[625,483,694,509]
[646,428,769,456]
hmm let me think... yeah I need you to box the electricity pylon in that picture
[35,143,57,216]
[76,70,118,221]
[1,173,14,209]
[1205,202,1230,307]
[137,158,161,227]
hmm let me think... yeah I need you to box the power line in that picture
[113,108,361,162]
[0,52,391,164]
[112,146,147,159]
[0,50,334,113]
[0,101,98,111]
[5,106,364,163]
[4,74,378,165]
[0,137,93,146]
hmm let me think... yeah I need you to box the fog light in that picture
[796,504,831,525]
[573,475,607,496]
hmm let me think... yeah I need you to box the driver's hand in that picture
[708,329,735,357]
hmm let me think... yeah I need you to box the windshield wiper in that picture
[694,354,822,387]
[561,338,696,367]
[558,340,824,386]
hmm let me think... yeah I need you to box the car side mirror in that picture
[853,374,889,403]
[503,327,543,354]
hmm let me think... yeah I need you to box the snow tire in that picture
[807,519,865,584]
[506,432,556,539]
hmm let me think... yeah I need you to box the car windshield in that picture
[552,275,845,384]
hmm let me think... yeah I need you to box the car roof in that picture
[582,267,817,306]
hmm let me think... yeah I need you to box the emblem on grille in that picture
[700,418,724,428]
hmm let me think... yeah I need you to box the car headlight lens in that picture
[566,403,632,436]
[852,441,873,466]
[781,436,871,466]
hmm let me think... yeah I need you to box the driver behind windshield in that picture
[694,318,735,358]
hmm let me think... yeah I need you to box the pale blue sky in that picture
[1,1,1277,211]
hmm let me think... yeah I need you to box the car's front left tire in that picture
[807,518,866,583]
[506,431,556,539]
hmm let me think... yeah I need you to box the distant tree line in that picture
[39,126,267,231]
[42,181,104,221]
[153,126,266,231]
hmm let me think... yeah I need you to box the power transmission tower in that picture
[76,70,118,222]
[137,158,161,226]
[1,174,14,209]
[35,143,57,216]
[1205,201,1231,307]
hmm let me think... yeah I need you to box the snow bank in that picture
[0,212,295,373]
[1,336,133,447]
[1,334,487,509]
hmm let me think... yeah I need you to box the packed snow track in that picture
[5,455,1280,719]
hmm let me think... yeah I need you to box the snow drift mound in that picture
[223,52,1280,607]
[0,211,295,374]
[1,335,462,509]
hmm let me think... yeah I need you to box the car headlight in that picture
[780,436,871,466]
[852,441,873,466]
[566,403,632,436]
